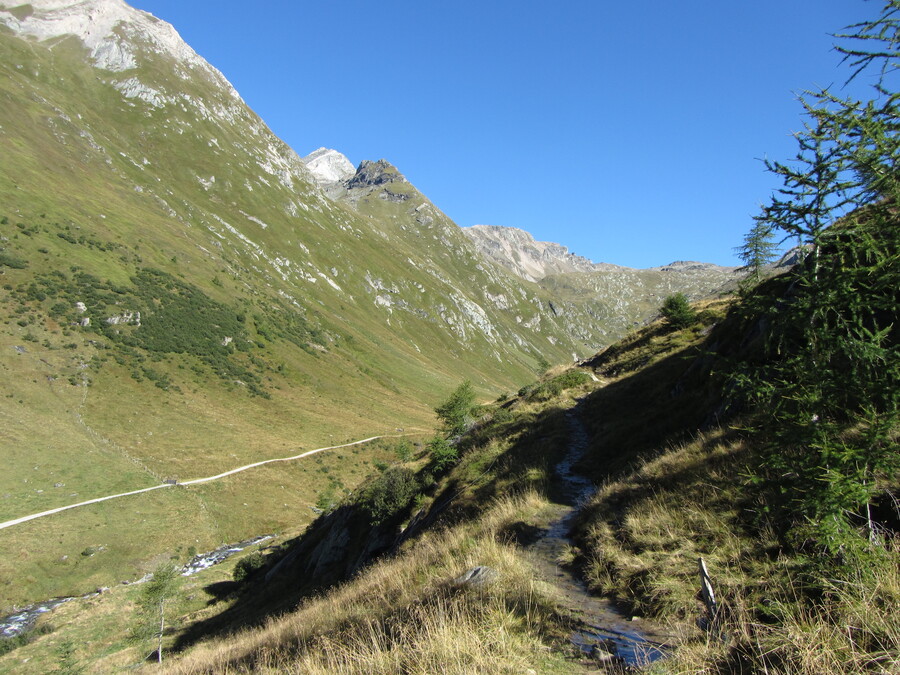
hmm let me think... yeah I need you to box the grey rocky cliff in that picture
[462,224,616,282]
[346,159,407,189]
[462,225,745,349]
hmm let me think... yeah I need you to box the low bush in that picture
[233,552,267,582]
[361,466,420,526]
[0,251,28,269]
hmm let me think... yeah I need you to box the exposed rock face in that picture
[264,504,396,587]
[461,225,744,347]
[0,0,228,80]
[302,148,355,185]
[105,311,140,326]
[346,159,406,189]
[462,224,610,282]
[451,565,499,589]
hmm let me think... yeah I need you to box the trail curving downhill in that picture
[526,403,670,668]
[0,433,416,532]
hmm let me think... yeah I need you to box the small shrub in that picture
[394,440,413,462]
[660,292,697,329]
[362,466,420,525]
[527,369,591,401]
[233,552,266,582]
[428,436,458,473]
[0,252,28,269]
[316,484,338,512]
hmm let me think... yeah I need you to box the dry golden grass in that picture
[577,430,900,675]
[653,542,900,674]
[165,491,575,675]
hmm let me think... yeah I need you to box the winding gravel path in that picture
[0,434,407,531]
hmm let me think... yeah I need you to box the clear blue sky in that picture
[129,0,879,268]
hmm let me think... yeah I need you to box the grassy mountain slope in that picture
[0,0,751,611]
[0,17,584,608]
[162,253,895,674]
[0,0,743,610]
[1,242,895,672]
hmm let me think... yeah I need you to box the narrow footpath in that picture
[527,404,670,669]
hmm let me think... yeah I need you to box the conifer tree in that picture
[660,292,697,329]
[435,380,477,436]
[131,561,181,664]
[736,221,779,283]
[740,0,899,554]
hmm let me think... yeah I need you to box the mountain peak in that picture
[345,159,407,190]
[301,148,355,185]
[0,0,214,74]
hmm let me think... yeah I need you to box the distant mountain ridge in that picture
[462,224,606,282]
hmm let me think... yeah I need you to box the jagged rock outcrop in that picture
[346,159,407,189]
[463,224,604,282]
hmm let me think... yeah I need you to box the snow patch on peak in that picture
[302,148,355,184]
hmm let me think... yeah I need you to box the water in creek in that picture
[0,534,273,639]
[527,407,670,668]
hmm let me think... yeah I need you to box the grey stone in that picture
[451,565,498,589]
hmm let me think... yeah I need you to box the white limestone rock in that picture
[0,0,240,99]
[302,148,356,185]
[113,77,165,107]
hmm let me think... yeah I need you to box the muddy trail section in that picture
[526,404,670,669]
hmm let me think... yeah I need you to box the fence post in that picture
[698,556,720,633]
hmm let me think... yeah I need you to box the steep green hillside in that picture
[1,225,895,671]
[159,215,895,673]
[0,0,746,612]
[0,10,581,607]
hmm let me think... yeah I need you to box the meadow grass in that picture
[166,490,576,675]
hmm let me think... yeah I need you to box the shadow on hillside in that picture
[173,403,575,653]
[576,330,742,483]
[576,430,754,525]
[172,305,753,654]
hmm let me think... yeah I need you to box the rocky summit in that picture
[463,224,615,281]
[302,148,356,185]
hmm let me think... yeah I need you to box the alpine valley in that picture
[6,1,893,674]
[0,0,742,612]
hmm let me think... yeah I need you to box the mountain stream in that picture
[0,535,272,640]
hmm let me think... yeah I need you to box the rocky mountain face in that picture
[302,147,356,185]
[462,224,604,281]
[462,224,743,341]
[0,0,744,607]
